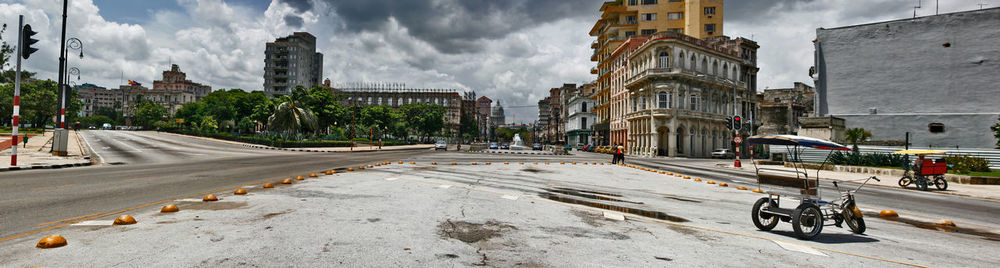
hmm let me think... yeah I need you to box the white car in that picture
[712,149,734,159]
[435,141,448,151]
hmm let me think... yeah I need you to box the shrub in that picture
[828,151,907,167]
[943,155,991,174]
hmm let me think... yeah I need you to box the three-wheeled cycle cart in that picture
[893,150,949,191]
[747,135,880,240]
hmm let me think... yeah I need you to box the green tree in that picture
[844,128,873,152]
[267,97,318,135]
[460,113,477,141]
[301,86,346,131]
[80,115,113,128]
[134,100,169,128]
[360,105,398,133]
[20,80,58,127]
[400,103,445,139]
[0,23,14,72]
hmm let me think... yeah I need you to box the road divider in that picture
[281,179,293,184]
[161,204,179,213]
[203,194,219,202]
[113,215,137,225]
[296,176,305,180]
[719,183,729,187]
[879,210,899,218]
[234,189,248,195]
[36,235,67,249]
[325,170,334,175]
[309,173,318,178]
[263,183,274,188]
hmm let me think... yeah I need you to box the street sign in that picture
[734,136,742,144]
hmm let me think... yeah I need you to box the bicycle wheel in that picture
[843,202,866,234]
[934,176,948,191]
[751,197,780,231]
[898,176,911,187]
[791,203,824,240]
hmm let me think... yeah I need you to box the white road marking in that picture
[102,131,143,152]
[603,212,626,221]
[70,220,114,226]
[437,185,452,189]
[174,198,204,202]
[78,131,106,165]
[385,178,399,181]
[773,240,828,256]
[501,195,519,200]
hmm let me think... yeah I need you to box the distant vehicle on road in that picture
[102,123,112,130]
[435,140,448,151]
[489,142,499,150]
[532,143,543,151]
[712,149,734,159]
[500,143,510,149]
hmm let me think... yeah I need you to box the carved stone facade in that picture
[335,87,462,136]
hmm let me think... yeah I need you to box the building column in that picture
[668,125,677,157]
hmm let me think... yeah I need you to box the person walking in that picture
[617,144,625,164]
[611,143,619,164]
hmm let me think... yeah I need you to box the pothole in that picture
[438,220,517,243]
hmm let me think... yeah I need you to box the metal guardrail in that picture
[769,145,1000,169]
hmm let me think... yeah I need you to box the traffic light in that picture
[21,24,39,59]
[733,115,742,130]
[725,116,733,130]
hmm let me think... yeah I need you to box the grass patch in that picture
[0,127,45,134]
[966,170,1000,178]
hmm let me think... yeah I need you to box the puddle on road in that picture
[663,195,703,203]
[107,162,126,165]
[863,211,1000,241]
[544,188,642,204]
[539,193,688,223]
[553,187,623,197]
[438,219,517,243]
[521,168,551,173]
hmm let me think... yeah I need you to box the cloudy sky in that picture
[1,0,993,122]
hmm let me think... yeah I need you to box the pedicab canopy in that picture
[891,149,946,155]
[746,135,851,151]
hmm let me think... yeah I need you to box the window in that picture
[581,117,588,130]
[701,58,708,73]
[658,91,669,108]
[690,56,697,70]
[581,102,588,112]
[705,7,716,15]
[641,13,656,21]
[705,24,716,33]
[642,0,657,4]
[625,31,636,38]
[625,15,637,24]
[641,96,647,110]
[678,53,685,69]
[658,51,670,68]
[712,61,719,75]
[690,94,698,111]
[641,29,656,35]
[628,0,638,5]
[632,98,637,112]
[928,123,945,133]
[667,12,683,20]
[722,64,729,78]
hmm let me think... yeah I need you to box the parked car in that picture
[532,143,543,151]
[489,142,499,150]
[435,140,448,151]
[500,143,510,149]
[712,148,734,159]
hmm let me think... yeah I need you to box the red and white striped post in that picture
[10,15,25,166]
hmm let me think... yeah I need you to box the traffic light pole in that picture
[11,15,25,166]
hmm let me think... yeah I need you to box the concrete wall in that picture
[815,8,1000,148]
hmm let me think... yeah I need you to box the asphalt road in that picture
[412,150,1000,228]
[0,131,429,240]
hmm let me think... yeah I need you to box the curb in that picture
[0,160,93,172]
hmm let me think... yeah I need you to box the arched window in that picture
[678,52,685,69]
[712,60,719,76]
[658,51,670,68]
[701,58,708,73]
[722,63,729,78]
[658,91,670,108]
[690,55,697,71]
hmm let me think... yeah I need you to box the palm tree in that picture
[267,99,318,135]
[844,128,872,152]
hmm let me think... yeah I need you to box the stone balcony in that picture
[625,68,745,90]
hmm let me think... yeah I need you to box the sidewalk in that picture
[0,130,92,170]
[712,162,1000,201]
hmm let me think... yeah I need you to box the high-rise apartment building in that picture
[590,0,725,147]
[264,32,324,97]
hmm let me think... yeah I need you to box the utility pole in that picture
[53,0,70,156]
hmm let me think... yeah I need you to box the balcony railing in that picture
[625,68,747,90]
[634,31,741,58]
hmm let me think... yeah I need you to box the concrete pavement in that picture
[2,162,996,266]
[1,130,91,170]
